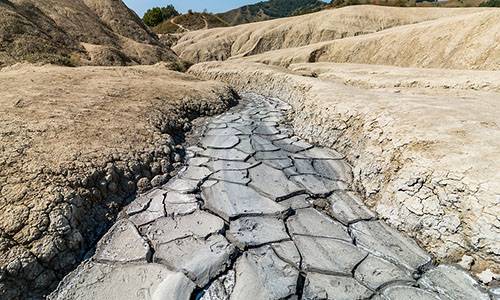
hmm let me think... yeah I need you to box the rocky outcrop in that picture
[189,62,500,278]
[0,64,236,299]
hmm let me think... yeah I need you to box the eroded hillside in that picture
[216,0,327,25]
[172,6,491,65]
[0,0,181,68]
[239,9,500,70]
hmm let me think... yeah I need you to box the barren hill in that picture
[173,6,490,65]
[152,0,329,35]
[0,0,181,68]
[239,9,500,70]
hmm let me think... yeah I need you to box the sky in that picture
[123,0,261,17]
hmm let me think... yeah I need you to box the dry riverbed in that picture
[190,61,500,282]
[50,93,493,300]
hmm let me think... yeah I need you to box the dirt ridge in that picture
[172,5,493,68]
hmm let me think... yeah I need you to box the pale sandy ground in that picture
[190,61,500,281]
[172,6,496,69]
[0,63,234,298]
[237,9,500,70]
[290,62,500,92]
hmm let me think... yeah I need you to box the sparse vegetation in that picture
[144,1,333,33]
[153,12,229,34]
[143,4,179,27]
[329,0,416,7]
[480,0,500,6]
[216,0,327,25]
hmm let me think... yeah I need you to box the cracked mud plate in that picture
[49,93,489,300]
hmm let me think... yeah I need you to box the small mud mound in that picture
[0,0,182,68]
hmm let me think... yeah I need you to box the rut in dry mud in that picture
[49,93,491,300]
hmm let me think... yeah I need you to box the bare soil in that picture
[0,63,235,299]
[190,61,500,279]
[172,5,494,69]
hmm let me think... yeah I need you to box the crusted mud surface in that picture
[50,93,492,300]
[289,63,500,93]
[190,62,500,283]
[0,63,235,299]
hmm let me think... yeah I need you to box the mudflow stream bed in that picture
[49,93,491,300]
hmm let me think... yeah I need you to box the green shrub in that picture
[143,5,179,27]
[161,5,180,19]
[143,8,163,27]
[480,0,500,6]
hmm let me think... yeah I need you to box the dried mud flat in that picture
[0,63,235,298]
[178,6,500,282]
[190,61,500,284]
[1,1,499,299]
[49,94,492,300]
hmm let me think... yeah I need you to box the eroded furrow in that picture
[48,93,491,300]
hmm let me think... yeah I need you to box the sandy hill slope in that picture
[173,5,488,64]
[0,63,234,299]
[418,0,486,6]
[0,0,181,68]
[239,9,500,70]
[216,0,327,26]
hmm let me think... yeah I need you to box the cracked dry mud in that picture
[49,94,491,300]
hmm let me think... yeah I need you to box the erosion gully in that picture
[48,93,491,300]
